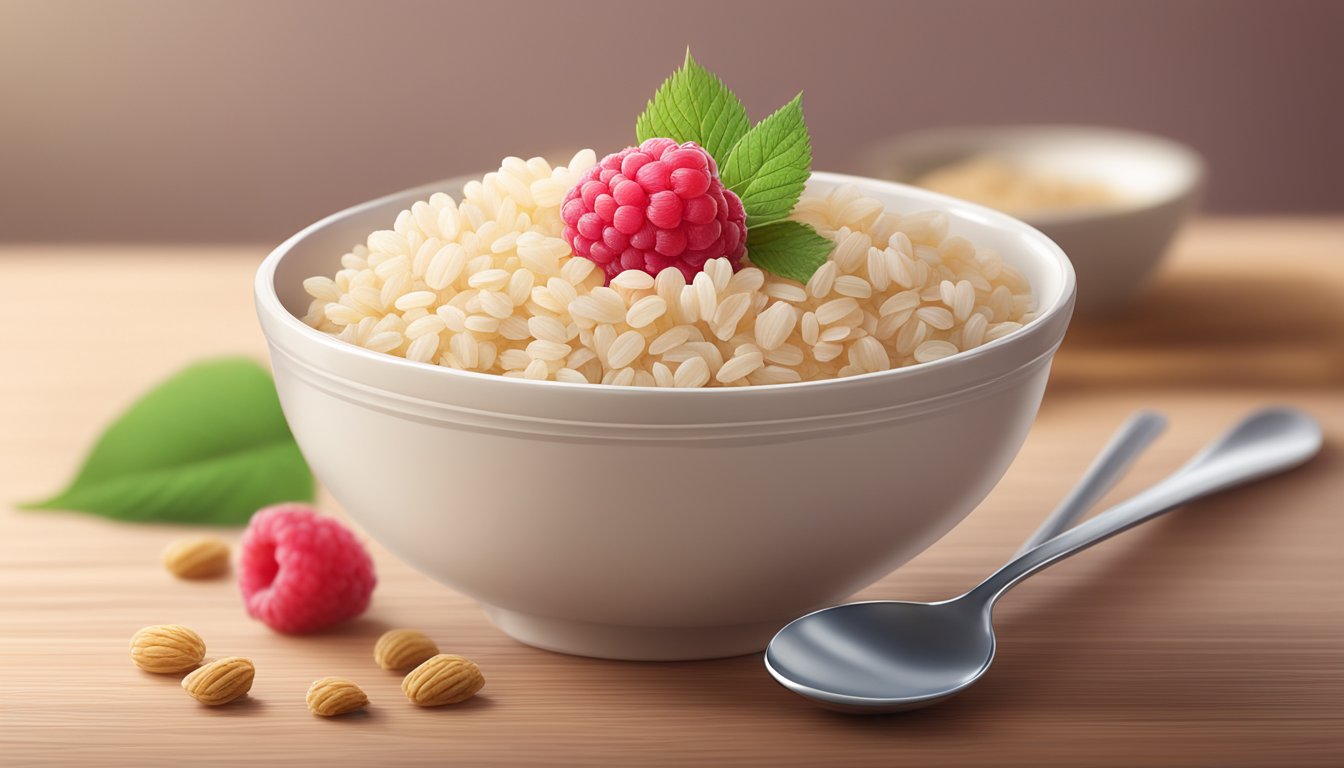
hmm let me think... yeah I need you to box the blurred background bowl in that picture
[862,126,1204,316]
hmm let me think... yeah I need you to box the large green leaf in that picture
[721,94,812,227]
[635,49,750,162]
[21,357,313,525]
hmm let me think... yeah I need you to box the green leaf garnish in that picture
[637,50,830,282]
[635,49,749,162]
[21,357,313,525]
[742,220,834,284]
[721,94,812,228]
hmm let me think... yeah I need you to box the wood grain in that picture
[1,220,1342,767]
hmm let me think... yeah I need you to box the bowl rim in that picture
[255,170,1076,396]
[859,123,1207,227]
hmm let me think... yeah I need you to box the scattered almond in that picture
[182,656,254,705]
[130,624,206,674]
[162,537,230,579]
[402,654,484,707]
[374,629,439,671]
[306,677,369,716]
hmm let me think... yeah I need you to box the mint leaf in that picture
[635,54,824,283]
[635,49,749,162]
[721,94,811,227]
[21,357,313,525]
[745,220,834,284]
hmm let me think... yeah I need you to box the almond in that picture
[130,624,206,674]
[402,654,484,707]
[374,629,439,671]
[306,677,369,717]
[182,656,254,705]
[162,537,230,579]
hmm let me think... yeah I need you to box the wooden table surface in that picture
[2,219,1342,767]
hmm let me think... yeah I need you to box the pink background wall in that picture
[1,0,1340,243]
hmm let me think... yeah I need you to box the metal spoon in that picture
[764,407,1322,713]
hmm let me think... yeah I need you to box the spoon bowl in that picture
[766,600,994,712]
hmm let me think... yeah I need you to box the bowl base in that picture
[481,605,787,661]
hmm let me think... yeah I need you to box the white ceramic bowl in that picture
[255,172,1075,660]
[862,126,1203,315]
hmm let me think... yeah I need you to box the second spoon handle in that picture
[967,407,1322,606]
[1016,410,1168,557]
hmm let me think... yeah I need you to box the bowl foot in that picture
[481,605,787,661]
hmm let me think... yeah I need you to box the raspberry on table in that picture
[237,503,376,634]
[561,138,747,282]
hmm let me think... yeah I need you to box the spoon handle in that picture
[968,407,1322,606]
[1015,410,1167,557]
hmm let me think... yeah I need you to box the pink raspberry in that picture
[561,138,747,282]
[238,503,376,634]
